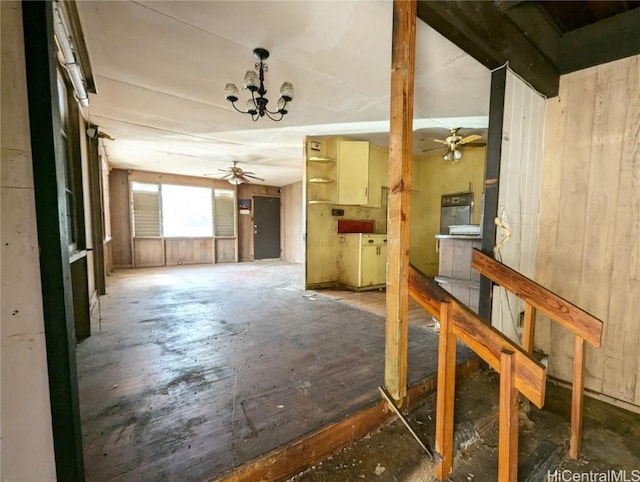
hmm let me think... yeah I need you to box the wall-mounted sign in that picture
[238,198,251,214]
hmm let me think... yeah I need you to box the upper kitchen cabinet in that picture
[305,137,387,207]
[336,140,369,205]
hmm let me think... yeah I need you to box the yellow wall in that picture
[410,147,486,275]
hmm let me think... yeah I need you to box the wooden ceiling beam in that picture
[559,8,640,74]
[417,0,560,97]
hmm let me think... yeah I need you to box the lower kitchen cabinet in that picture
[339,234,387,290]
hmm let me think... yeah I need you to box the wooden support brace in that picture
[522,302,537,354]
[384,0,416,403]
[498,350,519,482]
[435,302,456,480]
[570,336,586,459]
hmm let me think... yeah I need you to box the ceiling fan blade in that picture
[421,146,447,153]
[433,139,449,145]
[243,173,265,181]
[465,141,487,147]
[460,134,482,144]
[218,168,231,172]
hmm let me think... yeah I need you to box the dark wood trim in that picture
[87,130,106,295]
[479,66,507,324]
[559,8,640,74]
[220,357,480,482]
[21,1,85,480]
[501,2,561,67]
[416,1,559,97]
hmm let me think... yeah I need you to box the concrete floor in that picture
[77,261,473,481]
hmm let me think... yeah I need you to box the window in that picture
[57,68,84,250]
[214,190,236,236]
[162,184,213,237]
[131,182,161,237]
[130,182,236,238]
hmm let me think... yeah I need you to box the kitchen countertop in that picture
[435,234,482,240]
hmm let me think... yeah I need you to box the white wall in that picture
[281,181,304,263]
[0,1,57,480]
[491,70,546,342]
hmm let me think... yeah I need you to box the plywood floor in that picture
[78,261,472,481]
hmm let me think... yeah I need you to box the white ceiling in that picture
[76,1,491,187]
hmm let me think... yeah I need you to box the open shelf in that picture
[308,156,335,163]
[308,177,335,184]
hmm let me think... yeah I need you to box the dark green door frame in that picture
[478,66,507,324]
[22,1,85,480]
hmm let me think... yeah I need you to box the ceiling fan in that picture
[431,127,485,162]
[206,161,264,185]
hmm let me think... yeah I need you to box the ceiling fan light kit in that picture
[206,161,265,185]
[225,47,294,122]
[433,127,484,162]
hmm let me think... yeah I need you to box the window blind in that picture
[214,189,235,236]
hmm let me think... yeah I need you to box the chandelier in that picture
[224,47,294,122]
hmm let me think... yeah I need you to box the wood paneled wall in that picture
[281,181,304,262]
[491,70,546,342]
[109,169,132,267]
[133,238,164,267]
[215,238,236,263]
[237,184,281,262]
[535,55,640,408]
[165,238,213,266]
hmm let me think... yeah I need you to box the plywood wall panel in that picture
[215,238,236,263]
[491,71,546,342]
[164,238,213,266]
[536,55,640,408]
[109,169,132,267]
[133,238,164,267]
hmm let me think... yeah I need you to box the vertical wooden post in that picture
[570,336,586,459]
[385,0,416,402]
[522,302,537,354]
[498,350,519,482]
[435,302,457,480]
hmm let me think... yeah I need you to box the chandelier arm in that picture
[263,111,284,121]
[229,100,250,115]
[263,98,289,116]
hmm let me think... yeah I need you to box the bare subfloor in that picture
[294,371,640,481]
[78,261,472,481]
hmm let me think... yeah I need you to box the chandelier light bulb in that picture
[243,71,259,91]
[279,82,294,102]
[454,149,463,161]
[224,83,239,102]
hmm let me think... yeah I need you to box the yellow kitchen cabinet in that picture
[339,233,387,290]
[337,140,369,205]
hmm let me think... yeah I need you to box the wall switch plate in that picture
[331,208,345,216]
